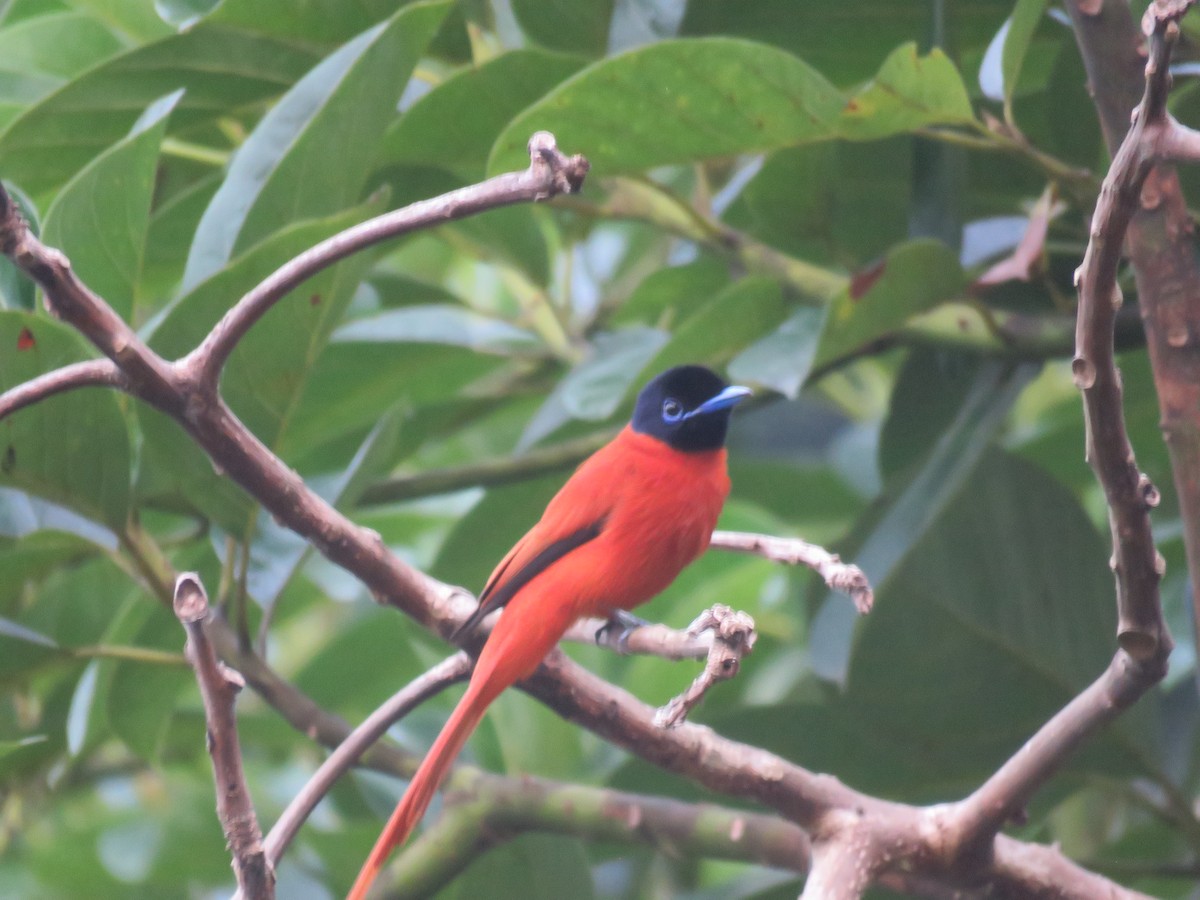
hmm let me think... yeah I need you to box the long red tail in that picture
[346,672,496,900]
[346,594,571,900]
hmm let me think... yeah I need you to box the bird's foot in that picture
[594,610,650,654]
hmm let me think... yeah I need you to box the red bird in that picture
[347,365,750,899]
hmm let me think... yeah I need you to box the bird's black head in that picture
[631,365,751,453]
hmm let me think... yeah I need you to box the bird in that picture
[347,365,750,899]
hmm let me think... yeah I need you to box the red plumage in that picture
[348,370,743,900]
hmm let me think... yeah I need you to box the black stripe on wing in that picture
[452,517,606,642]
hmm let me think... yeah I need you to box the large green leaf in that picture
[208,0,411,45]
[518,327,668,449]
[65,0,173,42]
[0,11,124,131]
[640,276,789,376]
[40,92,178,322]
[1002,0,1052,107]
[681,0,931,86]
[183,0,451,287]
[381,49,586,176]
[0,312,130,527]
[0,25,322,197]
[813,239,967,370]
[489,38,846,175]
[839,43,976,140]
[511,0,612,56]
[809,362,1033,684]
[710,450,1141,804]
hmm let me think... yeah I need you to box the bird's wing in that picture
[451,440,625,641]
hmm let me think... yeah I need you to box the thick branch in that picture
[0,359,125,423]
[1070,0,1200,659]
[206,615,814,896]
[174,573,272,900]
[800,816,876,900]
[2,130,1152,898]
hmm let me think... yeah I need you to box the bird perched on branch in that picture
[348,365,750,899]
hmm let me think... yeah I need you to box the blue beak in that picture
[684,385,752,419]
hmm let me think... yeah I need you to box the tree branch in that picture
[174,573,273,900]
[359,431,610,507]
[710,530,873,613]
[181,132,588,392]
[1069,1,1179,661]
[0,128,1156,897]
[0,359,125,423]
[244,653,471,899]
[946,650,1165,857]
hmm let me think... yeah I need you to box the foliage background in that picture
[0,0,1195,897]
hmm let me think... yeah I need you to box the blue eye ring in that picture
[661,398,684,422]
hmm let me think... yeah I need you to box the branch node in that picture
[528,130,589,196]
[654,604,756,728]
[175,571,209,623]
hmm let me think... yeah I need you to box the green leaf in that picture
[0,735,48,764]
[680,0,931,86]
[518,327,668,449]
[0,25,322,196]
[0,11,123,81]
[641,276,789,375]
[721,450,1134,802]
[381,49,586,176]
[183,0,451,287]
[66,0,173,42]
[840,43,976,141]
[140,171,220,304]
[0,313,131,527]
[0,615,58,648]
[1002,0,1051,107]
[809,362,1034,684]
[813,239,967,370]
[208,0,410,45]
[283,339,504,461]
[40,92,179,322]
[106,605,194,761]
[611,256,729,327]
[723,140,913,264]
[511,0,612,56]
[334,305,540,354]
[490,37,846,175]
[728,306,823,399]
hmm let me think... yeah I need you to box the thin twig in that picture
[236,653,472,900]
[710,530,874,613]
[359,431,610,506]
[182,132,588,391]
[174,573,273,900]
[0,358,125,423]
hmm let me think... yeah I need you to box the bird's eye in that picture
[661,398,684,422]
